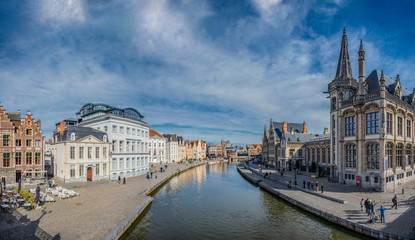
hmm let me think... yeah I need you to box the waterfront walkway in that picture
[245,162,415,238]
[0,162,204,240]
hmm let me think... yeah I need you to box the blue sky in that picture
[1,0,415,145]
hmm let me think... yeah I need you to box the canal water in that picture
[125,163,362,240]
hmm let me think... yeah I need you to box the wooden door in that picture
[87,167,92,181]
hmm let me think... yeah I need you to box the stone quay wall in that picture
[237,167,414,240]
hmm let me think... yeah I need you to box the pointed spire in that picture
[335,28,353,80]
[396,74,400,83]
[359,39,364,52]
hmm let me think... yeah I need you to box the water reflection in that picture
[126,163,361,240]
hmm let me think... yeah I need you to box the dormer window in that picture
[103,135,107,142]
[71,133,76,141]
[395,87,401,98]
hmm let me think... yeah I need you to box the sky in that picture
[1,0,415,145]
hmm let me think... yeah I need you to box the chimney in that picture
[290,127,294,134]
[303,121,308,134]
[324,128,328,134]
[57,121,65,132]
[283,122,287,133]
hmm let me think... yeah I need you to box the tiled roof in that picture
[54,126,107,142]
[365,70,411,96]
[285,133,319,143]
[150,129,165,138]
[273,122,303,140]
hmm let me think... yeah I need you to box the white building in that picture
[76,103,150,180]
[163,134,179,163]
[149,129,166,163]
[51,124,110,182]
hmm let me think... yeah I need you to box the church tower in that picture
[327,28,357,181]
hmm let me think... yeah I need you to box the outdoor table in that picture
[17,199,25,206]
[23,203,32,210]
[2,199,9,203]
[13,194,21,198]
[1,204,10,211]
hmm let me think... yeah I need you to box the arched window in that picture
[345,144,356,168]
[396,144,403,167]
[70,133,76,141]
[367,143,379,169]
[386,143,393,169]
[331,97,337,111]
[406,144,411,167]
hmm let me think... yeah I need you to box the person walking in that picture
[118,176,121,184]
[365,198,369,213]
[123,177,126,184]
[379,205,386,223]
[371,200,376,220]
[48,180,51,188]
[311,182,314,191]
[13,196,17,209]
[316,181,319,192]
[321,184,324,194]
[52,179,55,188]
[360,198,364,212]
[391,195,397,209]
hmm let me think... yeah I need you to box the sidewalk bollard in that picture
[402,188,404,194]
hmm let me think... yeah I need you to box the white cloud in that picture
[38,0,85,25]
[2,1,414,144]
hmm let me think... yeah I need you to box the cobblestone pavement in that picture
[0,161,204,240]
[246,162,415,236]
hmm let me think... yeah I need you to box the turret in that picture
[357,40,367,95]
[394,74,401,98]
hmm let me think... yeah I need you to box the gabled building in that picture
[178,136,186,162]
[248,144,262,157]
[163,133,178,163]
[0,107,44,185]
[149,129,166,163]
[262,120,308,167]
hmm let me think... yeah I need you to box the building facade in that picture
[248,144,262,157]
[149,129,166,163]
[328,29,415,191]
[76,103,150,180]
[304,129,330,176]
[163,134,179,163]
[262,120,308,168]
[51,124,110,183]
[207,144,217,158]
[178,136,186,162]
[0,107,44,185]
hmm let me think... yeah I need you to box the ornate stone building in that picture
[304,129,330,176]
[262,120,308,168]
[328,28,415,191]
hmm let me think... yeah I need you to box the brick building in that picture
[0,106,44,186]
